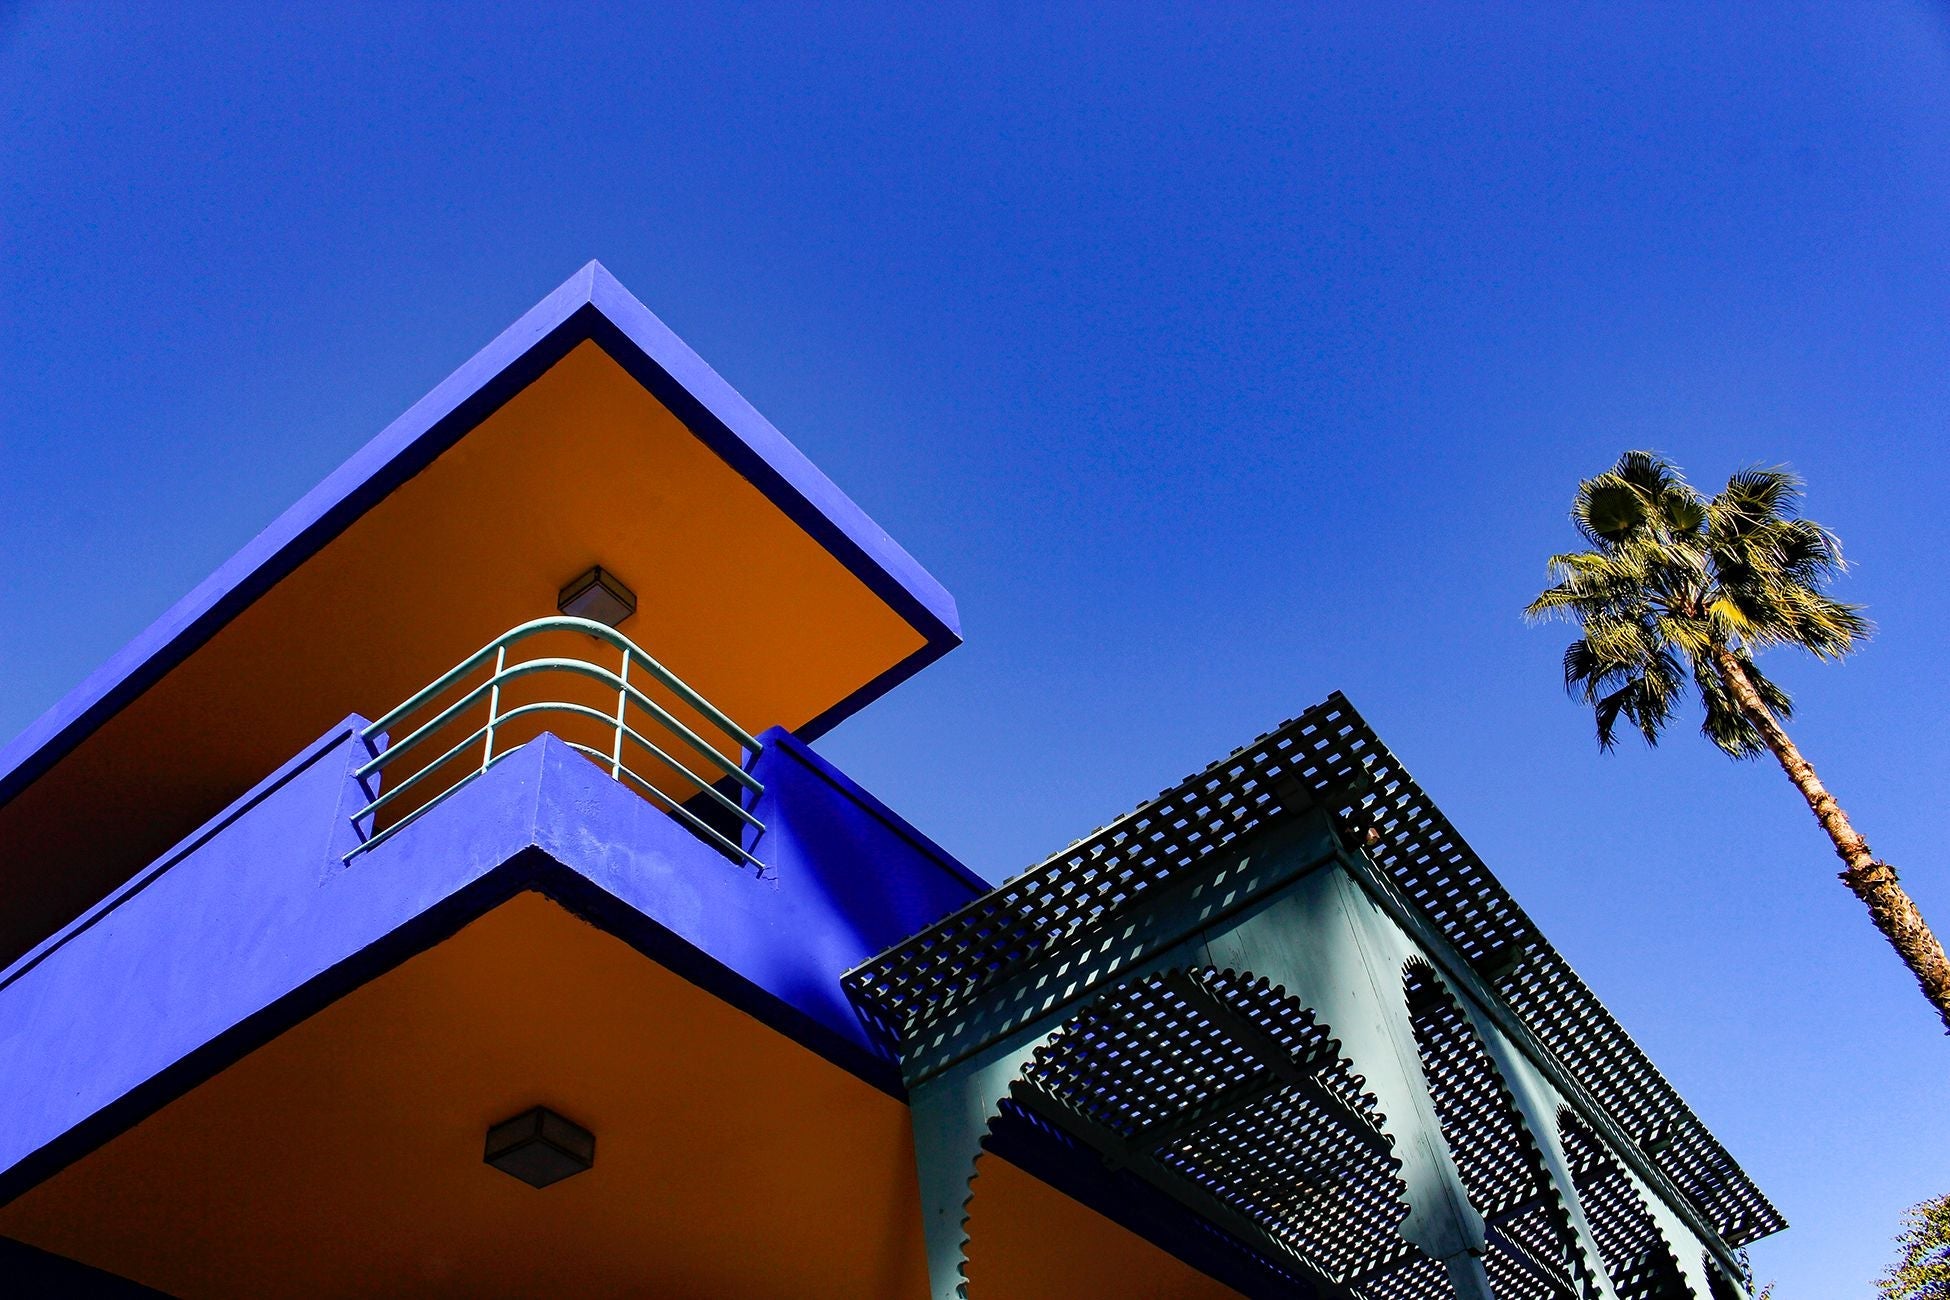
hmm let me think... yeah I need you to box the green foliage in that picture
[1880,1193,1950,1300]
[1526,451,1870,755]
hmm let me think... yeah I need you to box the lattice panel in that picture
[1163,1084,1414,1282]
[1484,1239,1566,1300]
[1200,969,1368,1114]
[846,692,1783,1249]
[1405,961,1585,1298]
[1492,1200,1588,1300]
[846,709,1358,1043]
[1356,1254,1457,1300]
[1560,1111,1691,1300]
[1406,963,1543,1214]
[1019,969,1454,1298]
[990,1097,1322,1296]
[1701,1254,1744,1300]
[1346,710,1779,1248]
[1027,975,1265,1138]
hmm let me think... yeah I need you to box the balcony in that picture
[0,621,986,1230]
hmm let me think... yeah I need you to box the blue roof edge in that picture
[0,261,961,808]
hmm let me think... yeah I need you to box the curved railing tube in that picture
[344,616,764,867]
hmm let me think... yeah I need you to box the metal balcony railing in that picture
[344,616,764,866]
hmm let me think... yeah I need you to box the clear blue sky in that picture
[3,4,1945,1293]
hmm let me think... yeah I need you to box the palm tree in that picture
[1526,450,1950,1032]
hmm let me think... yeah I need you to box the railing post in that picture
[611,648,630,779]
[482,644,506,772]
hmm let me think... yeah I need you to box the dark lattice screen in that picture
[1559,1110,1690,1300]
[1406,961,1586,1299]
[847,693,1782,1249]
[1013,968,1458,1299]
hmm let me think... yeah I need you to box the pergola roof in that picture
[848,693,1784,1254]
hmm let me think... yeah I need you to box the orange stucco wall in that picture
[0,892,1237,1298]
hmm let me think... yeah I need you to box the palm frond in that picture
[1525,550,1651,623]
[1776,521,1848,587]
[1567,624,1681,749]
[1571,450,1703,548]
[1652,611,1714,662]
[1613,449,1685,498]
[1716,464,1800,530]
[1660,489,1706,537]
[1580,616,1656,671]
[1636,645,1684,744]
[1563,634,1639,700]
[1737,584,1872,657]
[1691,659,1765,758]
[1703,595,1756,639]
[1593,683,1635,751]
[1691,650,1795,759]
[1574,481,1648,547]
[1701,463,1871,661]
[1739,652,1795,721]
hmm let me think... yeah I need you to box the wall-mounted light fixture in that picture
[484,1105,596,1188]
[557,566,636,628]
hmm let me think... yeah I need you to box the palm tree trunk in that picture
[1712,647,1950,1033]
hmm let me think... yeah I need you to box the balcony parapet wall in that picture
[0,718,376,1198]
[0,722,983,1207]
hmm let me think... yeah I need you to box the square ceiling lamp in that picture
[557,566,636,627]
[484,1105,596,1188]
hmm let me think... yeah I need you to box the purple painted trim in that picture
[580,270,962,710]
[0,261,960,811]
[535,863,907,1096]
